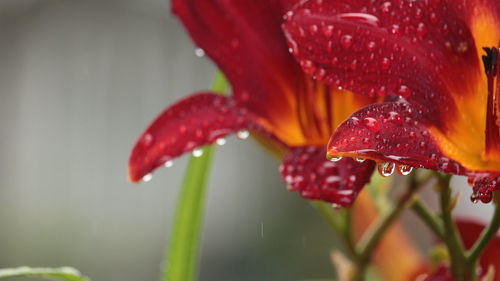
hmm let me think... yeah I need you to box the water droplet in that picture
[470,192,480,204]
[367,41,376,51]
[380,57,391,70]
[457,41,468,53]
[142,173,153,182]
[194,48,205,57]
[480,190,493,203]
[237,130,250,139]
[363,117,381,132]
[216,137,226,146]
[337,13,380,27]
[141,133,153,147]
[355,157,366,163]
[323,25,334,37]
[192,148,203,157]
[340,34,353,49]
[164,160,174,168]
[309,24,318,35]
[350,59,358,70]
[416,22,427,37]
[331,203,341,209]
[398,85,411,98]
[381,2,392,13]
[390,24,401,35]
[330,156,343,162]
[396,164,413,176]
[377,162,395,177]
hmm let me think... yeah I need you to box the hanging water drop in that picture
[194,48,205,57]
[142,173,153,182]
[355,157,366,163]
[331,203,341,210]
[396,164,413,176]
[237,130,250,140]
[377,162,395,177]
[192,148,203,157]
[216,138,227,146]
[330,156,342,162]
[470,192,480,204]
[164,160,174,168]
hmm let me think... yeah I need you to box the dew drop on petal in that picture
[164,160,174,168]
[331,203,341,210]
[377,162,395,177]
[216,137,227,146]
[340,34,353,49]
[396,164,413,176]
[194,48,205,57]
[355,157,366,163]
[480,190,493,203]
[237,130,250,140]
[330,156,343,162]
[141,133,154,148]
[192,148,204,157]
[142,173,153,182]
[363,117,381,132]
[470,192,480,204]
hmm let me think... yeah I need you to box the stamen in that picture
[482,47,500,158]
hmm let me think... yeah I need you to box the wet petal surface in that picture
[129,93,264,182]
[327,99,466,175]
[280,146,375,207]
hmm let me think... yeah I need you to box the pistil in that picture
[482,47,500,159]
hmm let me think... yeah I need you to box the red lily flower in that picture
[127,0,380,207]
[282,0,500,202]
[423,219,500,281]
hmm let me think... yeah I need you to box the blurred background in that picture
[0,1,494,281]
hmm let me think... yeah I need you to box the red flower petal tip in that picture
[128,93,253,183]
[279,146,375,207]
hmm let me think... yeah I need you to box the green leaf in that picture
[163,72,229,281]
[0,266,90,281]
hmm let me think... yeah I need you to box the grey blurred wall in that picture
[0,1,340,280]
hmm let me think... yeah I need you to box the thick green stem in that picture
[466,196,500,276]
[437,174,468,281]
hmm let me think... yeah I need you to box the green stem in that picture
[352,178,421,281]
[466,197,500,270]
[162,72,228,281]
[411,198,445,240]
[437,174,467,281]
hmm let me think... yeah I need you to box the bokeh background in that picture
[0,1,494,281]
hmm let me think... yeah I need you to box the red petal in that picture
[456,220,500,280]
[282,0,481,102]
[128,93,263,182]
[327,99,467,175]
[423,265,454,281]
[172,0,306,132]
[279,146,375,207]
[425,220,500,281]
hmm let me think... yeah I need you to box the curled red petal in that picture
[279,146,375,207]
[327,99,466,175]
[282,0,481,101]
[172,0,306,130]
[128,93,261,182]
